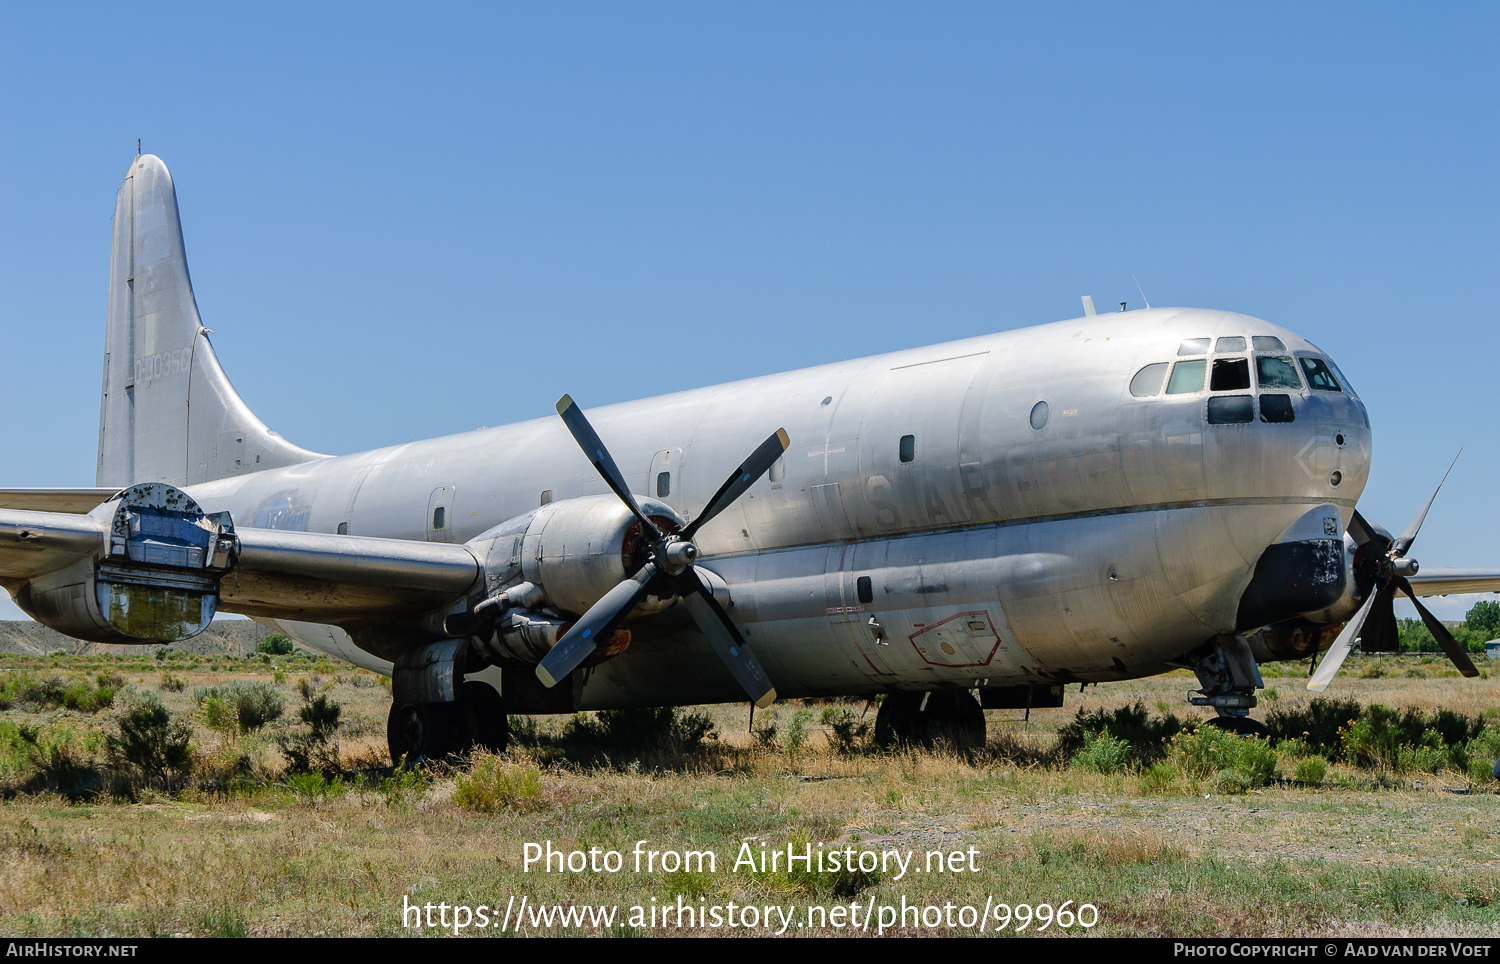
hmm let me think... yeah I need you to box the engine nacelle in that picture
[17,483,236,644]
[467,494,685,618]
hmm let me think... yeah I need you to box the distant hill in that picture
[0,619,272,657]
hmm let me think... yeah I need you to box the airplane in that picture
[1,153,1495,763]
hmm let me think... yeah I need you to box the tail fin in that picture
[96,155,326,487]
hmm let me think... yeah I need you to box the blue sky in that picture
[1,3,1497,623]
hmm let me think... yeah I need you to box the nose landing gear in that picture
[874,689,987,749]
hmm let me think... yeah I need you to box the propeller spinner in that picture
[533,395,789,708]
[1308,454,1478,692]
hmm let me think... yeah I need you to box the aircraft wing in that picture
[0,492,481,644]
[1404,569,1500,597]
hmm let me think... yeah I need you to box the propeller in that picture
[534,395,789,708]
[1308,454,1477,692]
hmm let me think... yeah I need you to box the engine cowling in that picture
[468,494,686,618]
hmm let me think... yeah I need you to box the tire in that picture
[459,680,508,753]
[1203,715,1272,739]
[875,690,986,749]
[386,701,465,765]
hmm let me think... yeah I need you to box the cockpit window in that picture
[1214,336,1246,352]
[1324,357,1357,397]
[1129,363,1169,397]
[1210,358,1251,391]
[1177,338,1210,356]
[1298,357,1342,392]
[1256,355,1302,390]
[1166,359,1206,394]
[1252,335,1286,351]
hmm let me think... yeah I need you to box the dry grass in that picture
[0,652,1497,937]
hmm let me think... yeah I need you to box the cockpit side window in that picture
[1251,335,1286,351]
[1210,358,1251,391]
[1129,362,1169,397]
[1166,359,1206,394]
[1177,338,1210,356]
[1324,357,1357,397]
[1214,336,1246,352]
[1298,357,1342,392]
[1256,356,1302,390]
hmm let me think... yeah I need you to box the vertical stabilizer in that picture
[96,155,326,487]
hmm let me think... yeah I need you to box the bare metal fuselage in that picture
[185,307,1369,708]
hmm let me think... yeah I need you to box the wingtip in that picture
[775,428,789,450]
[556,395,575,416]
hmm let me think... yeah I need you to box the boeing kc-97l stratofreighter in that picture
[3,155,1495,762]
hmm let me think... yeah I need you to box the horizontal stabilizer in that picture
[0,489,120,514]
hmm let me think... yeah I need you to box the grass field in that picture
[1,650,1498,938]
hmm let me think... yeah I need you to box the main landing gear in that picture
[875,689,987,750]
[387,679,508,764]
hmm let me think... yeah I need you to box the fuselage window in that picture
[1298,357,1342,392]
[1260,394,1295,423]
[1129,362,1169,397]
[1214,336,1246,352]
[656,472,671,498]
[1029,402,1049,430]
[540,489,553,506]
[336,522,348,535]
[1207,396,1254,424]
[1210,358,1251,391]
[1178,338,1210,356]
[1256,355,1302,389]
[857,576,873,604]
[433,506,446,530]
[899,435,916,462]
[1165,359,1206,394]
[1252,335,1286,351]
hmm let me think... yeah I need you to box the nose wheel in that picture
[874,690,986,750]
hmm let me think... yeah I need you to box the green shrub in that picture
[107,693,193,781]
[824,708,873,754]
[1073,732,1133,774]
[1138,761,1179,793]
[1266,698,1362,758]
[1172,726,1278,790]
[193,681,285,732]
[1054,702,1186,767]
[562,706,717,757]
[453,755,544,813]
[1294,756,1328,787]
[379,759,433,809]
[782,710,814,752]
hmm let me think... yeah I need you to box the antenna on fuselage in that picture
[1081,295,1096,317]
[1133,273,1151,308]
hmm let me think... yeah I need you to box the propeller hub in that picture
[1391,556,1419,576]
[663,540,698,569]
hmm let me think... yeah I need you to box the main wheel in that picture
[458,680,508,753]
[386,701,464,765]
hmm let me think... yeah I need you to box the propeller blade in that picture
[671,566,776,708]
[682,429,791,542]
[1308,588,1380,692]
[556,395,663,541]
[1397,577,1480,677]
[1394,451,1460,555]
[1359,584,1400,653]
[1346,510,1384,550]
[535,562,658,688]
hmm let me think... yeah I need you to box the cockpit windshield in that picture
[1256,356,1302,390]
[1298,357,1342,392]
